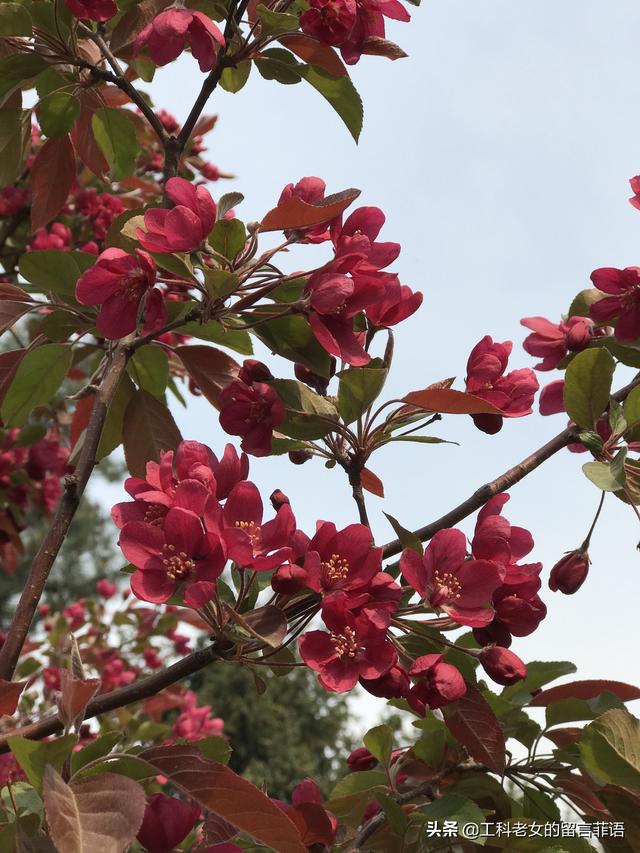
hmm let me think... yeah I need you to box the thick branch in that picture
[381,371,640,559]
[0,645,220,753]
[0,344,131,680]
[348,467,370,527]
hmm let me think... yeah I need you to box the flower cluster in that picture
[300,0,411,65]
[0,429,70,573]
[465,336,539,433]
[278,177,422,365]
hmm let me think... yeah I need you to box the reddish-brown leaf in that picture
[0,283,30,301]
[0,349,24,405]
[109,0,173,56]
[544,727,582,748]
[0,301,32,335]
[57,671,101,730]
[288,803,335,848]
[30,135,76,231]
[361,467,385,497]
[403,388,503,415]
[442,685,506,773]
[122,389,182,478]
[555,773,609,818]
[143,688,186,718]
[199,811,238,847]
[361,37,408,60]
[278,35,348,77]
[192,114,218,137]
[231,605,288,648]
[260,187,361,232]
[0,678,28,715]
[70,394,96,450]
[530,679,640,706]
[43,766,146,852]
[176,345,240,410]
[140,745,306,853]
[71,92,109,181]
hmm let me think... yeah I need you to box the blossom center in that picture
[235,519,259,544]
[162,543,195,579]
[330,626,360,658]
[432,569,462,606]
[323,553,350,583]
[144,504,167,526]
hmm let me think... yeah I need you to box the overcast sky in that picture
[101,1,640,723]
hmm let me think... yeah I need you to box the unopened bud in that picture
[549,549,589,594]
[239,359,273,384]
[270,489,290,510]
[479,646,527,686]
[289,450,312,465]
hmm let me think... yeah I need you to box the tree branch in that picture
[0,644,221,753]
[0,343,132,680]
[166,0,251,179]
[381,371,640,559]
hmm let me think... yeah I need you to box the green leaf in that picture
[255,48,302,84]
[256,3,299,35]
[8,735,78,794]
[383,512,423,554]
[568,287,605,318]
[149,252,193,278]
[563,347,616,429]
[208,219,246,261]
[579,709,640,791]
[624,385,640,432]
[0,108,30,188]
[0,53,46,107]
[177,320,253,355]
[219,61,252,93]
[254,51,363,140]
[128,345,169,397]
[37,92,79,137]
[375,792,407,836]
[419,794,486,845]
[582,451,627,492]
[271,378,338,439]
[1,344,72,426]
[19,250,81,300]
[363,724,393,767]
[521,787,561,822]
[0,3,32,35]
[96,373,135,460]
[91,107,137,181]
[502,660,577,704]
[255,315,331,377]
[337,364,387,424]
[70,732,122,776]
[217,192,244,219]
[193,735,232,765]
[299,64,363,142]
[202,269,239,301]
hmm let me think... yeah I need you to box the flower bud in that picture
[239,359,273,384]
[294,363,329,395]
[473,621,512,648]
[347,747,378,772]
[270,489,290,510]
[136,793,200,853]
[289,450,312,465]
[565,317,593,351]
[479,646,527,686]
[271,563,307,594]
[360,663,409,699]
[549,549,590,594]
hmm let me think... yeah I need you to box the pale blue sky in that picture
[101,1,640,710]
